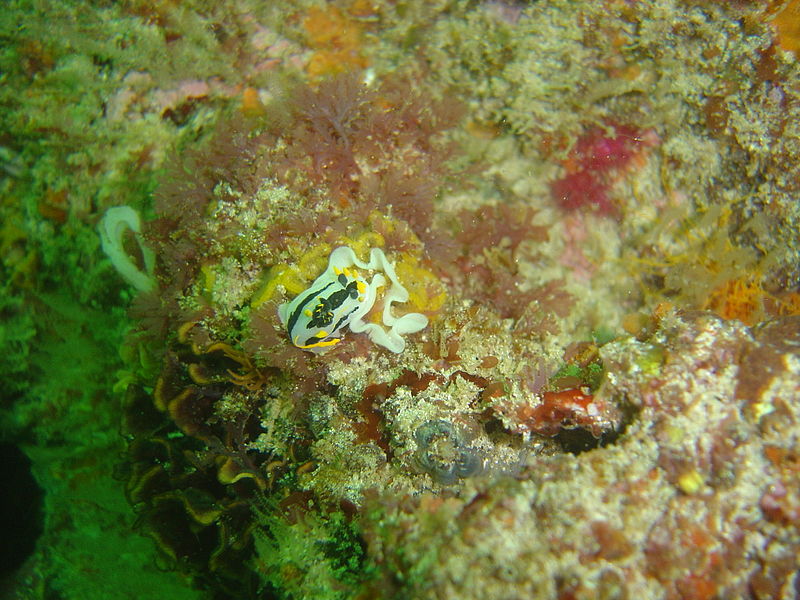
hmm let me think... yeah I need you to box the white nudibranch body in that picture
[278,246,428,354]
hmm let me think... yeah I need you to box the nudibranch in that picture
[278,246,428,354]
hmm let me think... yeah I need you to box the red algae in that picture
[551,123,655,216]
[551,168,615,214]
[493,387,622,438]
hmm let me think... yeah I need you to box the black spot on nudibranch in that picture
[308,277,361,329]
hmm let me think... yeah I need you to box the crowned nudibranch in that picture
[278,247,429,354]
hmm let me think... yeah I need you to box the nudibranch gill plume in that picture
[277,246,428,354]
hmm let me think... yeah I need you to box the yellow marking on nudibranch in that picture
[294,335,341,349]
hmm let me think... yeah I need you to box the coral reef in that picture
[359,311,800,599]
[3,0,800,599]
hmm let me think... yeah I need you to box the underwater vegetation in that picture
[2,0,800,599]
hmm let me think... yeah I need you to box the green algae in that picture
[254,507,375,600]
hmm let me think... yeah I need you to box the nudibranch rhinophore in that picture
[278,246,428,354]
